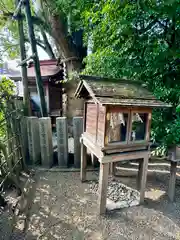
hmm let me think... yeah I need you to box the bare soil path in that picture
[11,162,180,240]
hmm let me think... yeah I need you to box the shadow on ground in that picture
[12,159,180,240]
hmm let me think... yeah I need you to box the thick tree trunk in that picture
[49,15,82,73]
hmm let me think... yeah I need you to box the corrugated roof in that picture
[75,75,171,108]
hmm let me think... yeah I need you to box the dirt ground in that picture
[11,161,180,240]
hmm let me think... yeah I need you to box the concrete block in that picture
[39,117,53,168]
[56,117,68,167]
[27,117,40,164]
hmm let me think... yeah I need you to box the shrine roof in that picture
[75,75,171,108]
[2,59,63,82]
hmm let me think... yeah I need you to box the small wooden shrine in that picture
[75,75,171,214]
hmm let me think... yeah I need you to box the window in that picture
[130,112,148,141]
[105,109,151,145]
[108,112,129,143]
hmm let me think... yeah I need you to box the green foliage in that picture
[164,116,180,147]
[0,0,20,61]
[62,0,180,148]
[0,76,15,139]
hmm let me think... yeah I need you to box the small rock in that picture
[129,199,140,207]
[116,200,129,209]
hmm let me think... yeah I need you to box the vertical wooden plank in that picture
[98,162,109,214]
[39,117,53,168]
[56,117,68,167]
[168,161,177,202]
[73,117,83,168]
[83,102,87,132]
[145,112,152,141]
[139,153,149,204]
[80,140,87,182]
[127,110,133,144]
[95,103,99,143]
[103,106,108,147]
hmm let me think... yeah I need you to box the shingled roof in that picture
[75,75,171,108]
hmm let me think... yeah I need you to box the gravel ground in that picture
[12,162,180,240]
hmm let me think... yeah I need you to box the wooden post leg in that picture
[109,162,116,176]
[139,154,149,204]
[137,160,143,191]
[91,153,95,167]
[80,142,87,182]
[168,161,177,202]
[98,162,109,215]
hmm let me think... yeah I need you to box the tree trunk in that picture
[49,15,82,73]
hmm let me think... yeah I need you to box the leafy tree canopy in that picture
[0,0,180,148]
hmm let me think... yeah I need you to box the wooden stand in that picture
[80,136,150,214]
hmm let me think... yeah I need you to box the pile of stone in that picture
[89,178,140,209]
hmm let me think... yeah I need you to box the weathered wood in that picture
[139,154,149,204]
[95,104,99,142]
[83,102,87,132]
[137,160,143,190]
[98,162,109,214]
[102,142,149,152]
[56,117,68,167]
[73,117,83,168]
[102,151,149,164]
[80,141,87,182]
[168,161,177,202]
[145,113,152,141]
[82,133,104,160]
[109,162,115,176]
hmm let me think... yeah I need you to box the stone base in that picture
[89,178,140,210]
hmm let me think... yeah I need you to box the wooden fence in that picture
[0,98,25,199]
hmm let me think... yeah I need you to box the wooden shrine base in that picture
[80,135,150,215]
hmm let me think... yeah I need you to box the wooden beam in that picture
[101,150,150,164]
[17,54,35,67]
[98,163,109,214]
[82,133,104,160]
[139,154,149,204]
